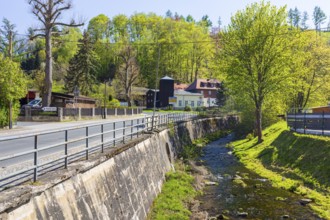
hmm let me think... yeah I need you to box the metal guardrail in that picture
[287,113,330,135]
[0,113,198,190]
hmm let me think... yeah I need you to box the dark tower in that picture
[159,76,174,107]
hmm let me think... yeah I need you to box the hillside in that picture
[231,121,330,219]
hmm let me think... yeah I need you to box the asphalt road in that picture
[0,117,149,168]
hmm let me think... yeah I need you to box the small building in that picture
[159,76,174,108]
[146,89,159,109]
[311,105,330,113]
[172,90,204,109]
[51,92,96,108]
[186,78,221,107]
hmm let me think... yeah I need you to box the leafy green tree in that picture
[220,2,292,143]
[301,11,309,30]
[287,31,330,109]
[88,14,110,42]
[0,54,27,127]
[313,6,327,31]
[28,0,83,106]
[117,46,139,106]
[65,32,99,95]
[0,18,24,59]
[216,82,227,107]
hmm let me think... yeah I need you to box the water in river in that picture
[196,134,322,219]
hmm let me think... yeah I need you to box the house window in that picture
[179,100,182,106]
[185,100,188,106]
[208,91,211,95]
[197,101,200,106]
[191,101,194,107]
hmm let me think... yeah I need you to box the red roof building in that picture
[186,79,221,98]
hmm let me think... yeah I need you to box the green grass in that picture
[231,121,330,219]
[148,163,197,220]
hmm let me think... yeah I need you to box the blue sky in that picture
[1,0,330,34]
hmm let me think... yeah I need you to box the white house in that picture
[172,90,204,109]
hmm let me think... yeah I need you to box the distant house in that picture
[146,89,159,109]
[172,90,204,109]
[186,79,221,107]
[311,105,330,113]
[145,77,222,109]
[51,92,96,108]
[174,82,189,90]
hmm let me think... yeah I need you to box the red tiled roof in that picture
[186,79,221,91]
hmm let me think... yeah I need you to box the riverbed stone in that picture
[282,215,290,219]
[237,211,248,217]
[300,198,312,205]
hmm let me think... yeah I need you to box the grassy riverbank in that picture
[148,130,229,220]
[231,121,330,219]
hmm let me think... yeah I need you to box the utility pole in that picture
[152,45,161,130]
[8,31,13,129]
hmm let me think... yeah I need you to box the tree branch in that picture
[53,22,84,27]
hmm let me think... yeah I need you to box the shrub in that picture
[184,105,192,111]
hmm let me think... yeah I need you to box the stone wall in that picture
[0,116,237,220]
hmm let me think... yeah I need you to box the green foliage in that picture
[220,2,293,142]
[65,31,100,95]
[0,55,27,127]
[148,163,197,220]
[184,105,191,112]
[232,121,330,219]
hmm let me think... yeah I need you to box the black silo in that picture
[159,76,174,108]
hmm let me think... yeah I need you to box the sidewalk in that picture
[0,115,146,138]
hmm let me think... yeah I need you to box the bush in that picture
[107,98,120,107]
[184,105,192,111]
[246,133,254,141]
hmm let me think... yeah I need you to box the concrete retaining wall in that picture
[0,116,237,220]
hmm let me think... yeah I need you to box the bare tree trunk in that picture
[255,106,263,143]
[43,30,53,107]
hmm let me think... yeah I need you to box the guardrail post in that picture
[113,122,116,146]
[33,135,38,182]
[137,119,140,137]
[65,130,68,168]
[131,119,133,139]
[123,121,126,143]
[101,124,104,153]
[92,108,95,119]
[304,112,306,134]
[86,127,89,160]
[322,111,325,135]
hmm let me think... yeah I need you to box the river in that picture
[196,134,322,219]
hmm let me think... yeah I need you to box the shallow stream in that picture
[196,134,322,219]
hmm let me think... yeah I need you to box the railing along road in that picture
[0,113,197,190]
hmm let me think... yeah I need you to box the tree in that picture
[87,14,110,42]
[301,11,309,30]
[216,82,227,107]
[65,32,99,96]
[220,2,292,143]
[0,18,24,59]
[313,6,327,31]
[292,7,301,28]
[201,15,212,28]
[0,54,27,127]
[117,46,139,106]
[28,0,83,106]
